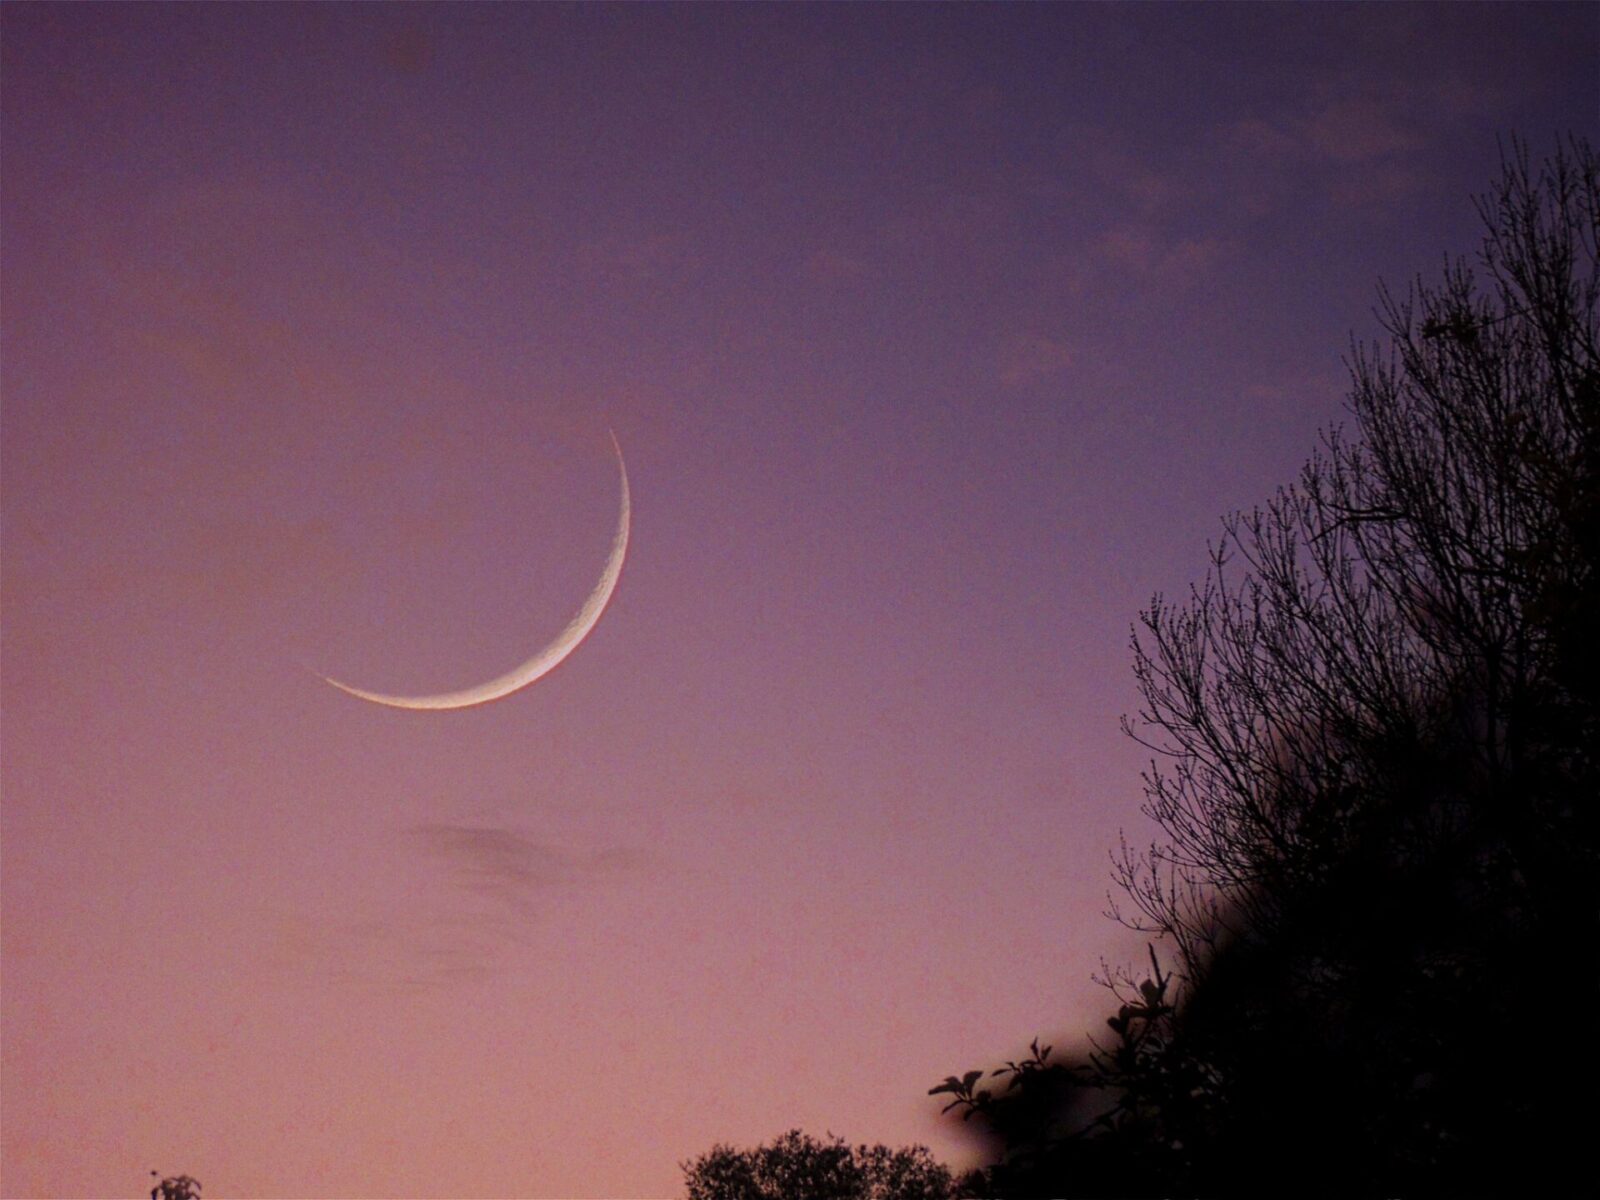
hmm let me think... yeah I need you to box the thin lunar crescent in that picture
[319,431,630,710]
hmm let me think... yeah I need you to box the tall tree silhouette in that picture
[945,139,1599,1198]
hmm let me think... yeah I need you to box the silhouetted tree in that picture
[1116,137,1597,980]
[681,1129,959,1200]
[150,1171,201,1200]
[942,139,1599,1198]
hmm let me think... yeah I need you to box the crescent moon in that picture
[319,432,630,710]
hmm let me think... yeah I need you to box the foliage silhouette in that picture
[681,1129,959,1200]
[941,139,1599,1198]
[150,1171,201,1200]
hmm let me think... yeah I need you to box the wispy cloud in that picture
[1216,73,1497,209]
[800,248,877,285]
[575,232,703,282]
[1055,223,1231,303]
[1300,97,1419,164]
[997,333,1074,387]
[1091,226,1227,285]
[1220,100,1420,182]
[1083,145,1180,218]
[268,826,655,991]
[408,824,650,915]
[1240,370,1348,411]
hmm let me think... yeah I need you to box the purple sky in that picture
[3,4,1595,1197]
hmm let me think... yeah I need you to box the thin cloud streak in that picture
[266,827,657,991]
[409,823,652,914]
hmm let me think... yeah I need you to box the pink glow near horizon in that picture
[3,5,1594,1197]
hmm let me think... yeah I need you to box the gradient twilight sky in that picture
[2,4,1594,1197]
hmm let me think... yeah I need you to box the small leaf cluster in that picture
[926,1069,990,1121]
[928,1037,1063,1125]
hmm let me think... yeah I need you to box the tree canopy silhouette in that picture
[149,1171,201,1200]
[941,139,1599,1198]
[681,1129,959,1200]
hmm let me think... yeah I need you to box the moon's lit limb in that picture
[319,431,630,710]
